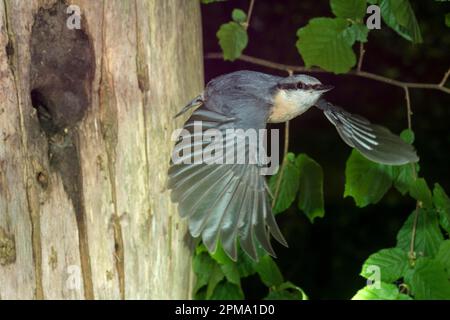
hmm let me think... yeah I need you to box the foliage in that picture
[200,0,450,300]
[193,243,308,300]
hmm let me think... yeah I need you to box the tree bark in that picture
[0,0,203,299]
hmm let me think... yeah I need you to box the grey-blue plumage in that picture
[168,70,419,261]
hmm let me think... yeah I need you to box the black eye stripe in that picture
[277,82,297,90]
[277,81,324,90]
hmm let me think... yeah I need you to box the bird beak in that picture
[317,84,334,92]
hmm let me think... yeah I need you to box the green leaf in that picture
[361,248,408,282]
[208,243,242,286]
[400,129,415,144]
[296,17,356,74]
[253,255,284,287]
[436,240,450,277]
[396,209,444,258]
[210,242,234,265]
[219,263,241,285]
[343,23,369,43]
[344,150,394,207]
[404,258,450,300]
[330,0,367,20]
[352,282,412,300]
[379,0,423,43]
[446,13,450,28]
[193,252,217,293]
[217,22,248,61]
[433,183,450,233]
[206,264,225,299]
[269,153,300,214]
[232,9,247,23]
[392,164,416,195]
[236,248,257,278]
[265,282,308,300]
[409,178,432,208]
[210,281,244,300]
[296,154,325,222]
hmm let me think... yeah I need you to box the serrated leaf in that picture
[232,8,247,23]
[253,255,284,287]
[210,281,244,300]
[409,178,432,208]
[404,258,450,299]
[208,243,242,286]
[379,0,423,43]
[344,150,394,207]
[436,240,450,277]
[264,282,308,300]
[219,263,241,285]
[193,252,217,293]
[330,0,367,20]
[343,23,369,43]
[392,164,416,195]
[296,154,324,222]
[269,153,300,214]
[352,282,412,300]
[361,248,408,282]
[433,183,450,233]
[206,264,225,299]
[217,22,248,61]
[296,17,356,74]
[396,209,444,258]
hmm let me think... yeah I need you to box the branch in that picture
[403,86,420,264]
[242,0,255,30]
[205,53,450,94]
[440,68,450,87]
[357,42,365,72]
[404,87,412,130]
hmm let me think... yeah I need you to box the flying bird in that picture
[168,70,419,261]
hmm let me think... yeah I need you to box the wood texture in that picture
[0,0,203,299]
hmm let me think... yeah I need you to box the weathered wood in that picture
[0,0,203,299]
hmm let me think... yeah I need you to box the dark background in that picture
[201,0,450,299]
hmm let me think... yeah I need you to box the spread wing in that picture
[168,97,287,261]
[316,99,419,165]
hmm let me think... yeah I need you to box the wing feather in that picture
[168,97,286,261]
[317,99,419,165]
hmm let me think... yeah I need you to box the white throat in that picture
[268,89,322,123]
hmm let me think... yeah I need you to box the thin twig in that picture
[409,203,420,264]
[272,120,290,209]
[404,87,412,130]
[404,83,419,265]
[205,53,450,94]
[357,42,365,72]
[242,0,255,30]
[440,68,450,87]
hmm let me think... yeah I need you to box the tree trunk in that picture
[0,0,203,299]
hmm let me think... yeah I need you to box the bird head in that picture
[276,74,333,104]
[268,75,334,123]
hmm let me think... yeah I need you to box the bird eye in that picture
[296,82,304,89]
